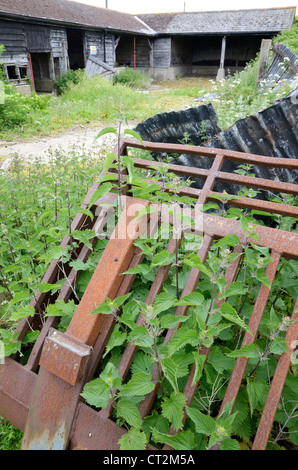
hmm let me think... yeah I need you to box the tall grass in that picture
[272,17,298,55]
[207,55,297,130]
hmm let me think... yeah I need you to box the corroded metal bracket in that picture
[39,329,92,386]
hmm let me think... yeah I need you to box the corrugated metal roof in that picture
[138,7,296,35]
[0,0,154,34]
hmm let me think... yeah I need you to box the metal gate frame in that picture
[1,138,298,450]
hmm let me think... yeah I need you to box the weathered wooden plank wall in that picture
[84,30,115,67]
[50,28,69,75]
[152,37,171,67]
[24,24,51,52]
[0,20,28,65]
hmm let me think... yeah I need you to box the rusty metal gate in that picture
[1,139,298,450]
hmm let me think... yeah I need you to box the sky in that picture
[72,0,298,14]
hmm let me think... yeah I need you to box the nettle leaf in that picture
[9,291,31,306]
[161,391,187,431]
[122,264,150,276]
[2,340,22,358]
[118,427,147,451]
[131,352,154,375]
[167,327,200,357]
[186,406,216,435]
[71,229,96,250]
[116,399,142,428]
[22,330,40,344]
[134,204,157,221]
[96,126,117,139]
[151,428,195,450]
[128,326,154,348]
[41,245,69,263]
[213,234,240,248]
[119,372,154,397]
[103,326,127,358]
[191,353,206,386]
[77,207,94,220]
[220,438,240,450]
[87,182,113,209]
[170,352,194,378]
[69,259,92,272]
[45,299,76,317]
[100,362,122,389]
[124,128,144,145]
[227,343,259,358]
[177,292,204,307]
[220,303,252,335]
[142,410,169,440]
[153,291,177,314]
[207,346,235,372]
[270,336,289,355]
[219,281,247,300]
[256,269,272,289]
[39,282,61,293]
[184,255,212,278]
[91,293,131,315]
[246,379,268,415]
[151,250,175,267]
[10,305,35,322]
[81,378,110,409]
[160,314,190,329]
[161,357,179,392]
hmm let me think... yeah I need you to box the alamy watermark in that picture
[93,200,204,249]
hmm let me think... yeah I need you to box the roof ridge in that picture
[138,6,297,16]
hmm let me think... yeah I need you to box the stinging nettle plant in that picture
[1,125,298,450]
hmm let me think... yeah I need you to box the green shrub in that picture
[272,17,298,55]
[54,69,84,95]
[113,67,149,88]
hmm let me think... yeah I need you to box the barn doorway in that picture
[30,52,52,92]
[66,29,85,70]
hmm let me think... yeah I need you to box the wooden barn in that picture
[0,0,153,92]
[0,0,295,93]
[136,8,296,80]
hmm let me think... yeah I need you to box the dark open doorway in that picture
[30,52,52,92]
[66,28,85,70]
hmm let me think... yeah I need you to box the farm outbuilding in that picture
[0,0,296,92]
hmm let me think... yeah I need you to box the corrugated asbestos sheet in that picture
[0,0,154,34]
[263,43,298,87]
[134,104,221,146]
[138,7,296,35]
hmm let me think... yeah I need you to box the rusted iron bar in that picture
[219,250,282,413]
[252,298,298,450]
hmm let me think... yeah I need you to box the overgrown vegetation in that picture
[273,17,298,55]
[113,67,150,88]
[54,68,84,95]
